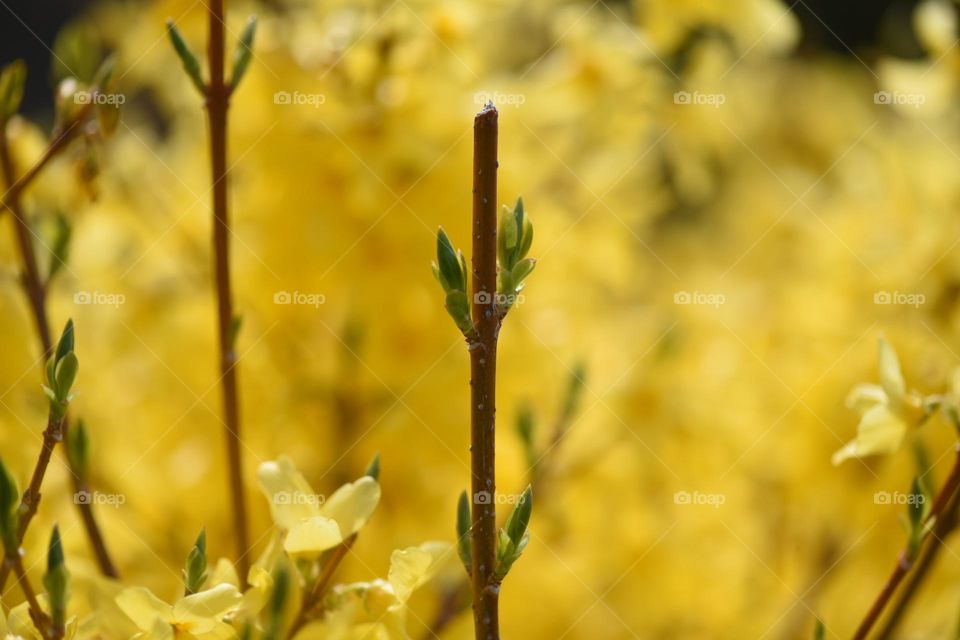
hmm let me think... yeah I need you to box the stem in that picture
[18,414,65,541]
[288,534,356,635]
[875,489,960,638]
[470,104,500,640]
[74,479,120,578]
[206,0,251,583]
[853,446,960,640]
[6,553,50,636]
[0,120,119,584]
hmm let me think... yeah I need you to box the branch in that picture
[469,103,500,640]
[853,444,960,640]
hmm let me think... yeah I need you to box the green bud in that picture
[444,290,475,337]
[91,56,116,92]
[231,16,257,90]
[0,60,26,122]
[263,565,290,640]
[813,619,825,640]
[506,485,532,546]
[495,486,533,580]
[516,404,536,469]
[228,314,243,351]
[54,352,79,401]
[435,228,464,293]
[66,419,90,480]
[364,452,381,481]
[43,526,69,633]
[184,528,207,595]
[47,214,72,283]
[562,361,587,423]
[166,20,206,96]
[55,319,75,365]
[0,459,20,553]
[456,490,471,575]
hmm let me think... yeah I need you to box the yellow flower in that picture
[115,583,242,640]
[292,542,451,640]
[257,457,380,557]
[833,336,923,465]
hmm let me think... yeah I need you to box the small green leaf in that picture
[516,404,536,469]
[511,258,536,288]
[505,485,533,547]
[230,16,257,90]
[184,528,207,595]
[166,20,206,95]
[47,214,72,283]
[562,361,587,423]
[436,228,464,292]
[43,525,69,633]
[444,289,474,336]
[813,618,825,640]
[0,459,19,553]
[456,490,471,574]
[54,351,79,401]
[364,452,381,481]
[55,319,75,364]
[91,56,116,92]
[66,419,90,480]
[0,60,26,121]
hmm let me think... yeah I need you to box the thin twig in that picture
[469,103,500,640]
[288,535,357,635]
[853,445,960,640]
[0,116,119,585]
[6,553,51,636]
[205,0,251,583]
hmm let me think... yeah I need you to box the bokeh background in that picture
[3,0,960,637]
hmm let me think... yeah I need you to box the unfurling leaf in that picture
[184,528,208,595]
[231,16,257,90]
[43,526,70,633]
[66,419,90,480]
[166,20,206,95]
[456,490,472,574]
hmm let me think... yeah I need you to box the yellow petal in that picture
[916,0,957,54]
[845,383,888,414]
[319,476,381,538]
[388,542,452,603]
[7,601,42,639]
[877,336,906,404]
[284,516,343,555]
[173,583,242,622]
[833,404,908,465]
[207,557,240,589]
[115,587,173,631]
[258,457,322,530]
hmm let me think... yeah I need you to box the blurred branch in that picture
[853,445,960,640]
[203,0,251,583]
[0,101,118,584]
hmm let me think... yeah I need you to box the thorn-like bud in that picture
[456,490,471,575]
[231,16,257,90]
[0,458,20,554]
[166,19,206,96]
[183,528,207,595]
[43,525,69,634]
[66,419,90,480]
[364,452,381,481]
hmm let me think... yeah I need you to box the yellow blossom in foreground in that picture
[115,583,242,640]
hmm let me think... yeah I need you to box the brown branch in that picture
[73,478,120,579]
[0,117,119,585]
[875,476,960,638]
[205,0,251,583]
[470,104,500,640]
[853,445,960,640]
[288,534,357,636]
[6,553,51,636]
